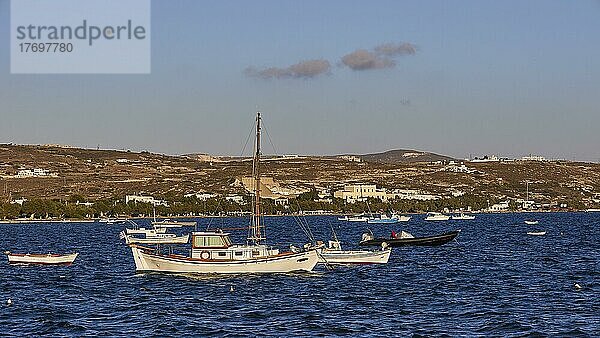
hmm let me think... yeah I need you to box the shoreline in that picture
[1,210,598,224]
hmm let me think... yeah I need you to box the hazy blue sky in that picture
[1,1,599,160]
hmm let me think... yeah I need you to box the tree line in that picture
[0,191,514,220]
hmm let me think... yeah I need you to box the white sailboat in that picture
[128,111,319,274]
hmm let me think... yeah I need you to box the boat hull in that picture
[130,245,319,274]
[152,221,196,227]
[6,252,78,265]
[367,219,399,224]
[359,230,461,247]
[425,216,450,221]
[319,249,391,264]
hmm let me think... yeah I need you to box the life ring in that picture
[200,251,210,259]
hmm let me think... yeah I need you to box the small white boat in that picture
[347,215,369,222]
[151,219,197,227]
[393,214,411,222]
[121,230,189,245]
[99,218,127,225]
[527,231,546,236]
[5,251,78,265]
[126,227,167,235]
[424,212,450,221]
[337,216,349,221]
[318,240,391,265]
[452,213,475,220]
[524,220,539,225]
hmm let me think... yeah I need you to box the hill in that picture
[357,149,456,164]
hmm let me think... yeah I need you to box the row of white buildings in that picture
[333,184,442,203]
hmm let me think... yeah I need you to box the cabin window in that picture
[193,236,225,248]
[218,252,227,257]
[235,251,243,256]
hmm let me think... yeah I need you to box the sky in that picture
[0,0,599,161]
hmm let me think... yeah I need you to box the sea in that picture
[0,212,599,337]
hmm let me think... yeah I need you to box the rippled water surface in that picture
[1,213,599,336]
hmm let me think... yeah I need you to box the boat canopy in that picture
[192,232,232,249]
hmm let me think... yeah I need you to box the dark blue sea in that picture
[1,212,599,337]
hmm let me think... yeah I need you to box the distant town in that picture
[1,144,599,220]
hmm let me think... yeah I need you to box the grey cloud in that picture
[245,59,331,79]
[374,42,417,56]
[341,49,395,71]
[341,42,417,71]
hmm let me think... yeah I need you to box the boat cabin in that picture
[190,231,279,260]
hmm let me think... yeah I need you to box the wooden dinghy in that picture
[4,251,79,265]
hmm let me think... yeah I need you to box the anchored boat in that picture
[367,214,411,224]
[319,239,391,265]
[5,251,78,265]
[127,111,319,274]
[424,212,450,221]
[359,230,461,247]
[451,213,475,220]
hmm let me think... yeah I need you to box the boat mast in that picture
[250,111,264,245]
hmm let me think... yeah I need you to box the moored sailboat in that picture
[128,111,319,274]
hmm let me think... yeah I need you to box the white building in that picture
[125,195,168,207]
[225,195,245,204]
[16,168,54,178]
[11,198,27,205]
[338,155,362,162]
[520,155,546,162]
[488,201,510,212]
[334,184,387,203]
[386,189,441,201]
[445,164,477,174]
[470,155,500,163]
[184,193,217,201]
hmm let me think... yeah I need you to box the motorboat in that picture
[127,111,319,274]
[424,212,450,221]
[393,214,411,222]
[121,230,190,245]
[347,215,369,222]
[5,251,78,265]
[318,240,390,265]
[524,220,539,225]
[337,216,349,221]
[367,214,411,224]
[367,214,399,224]
[451,213,475,220]
[527,231,546,236]
[99,217,127,225]
[126,226,167,235]
[359,230,460,247]
[151,219,197,227]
